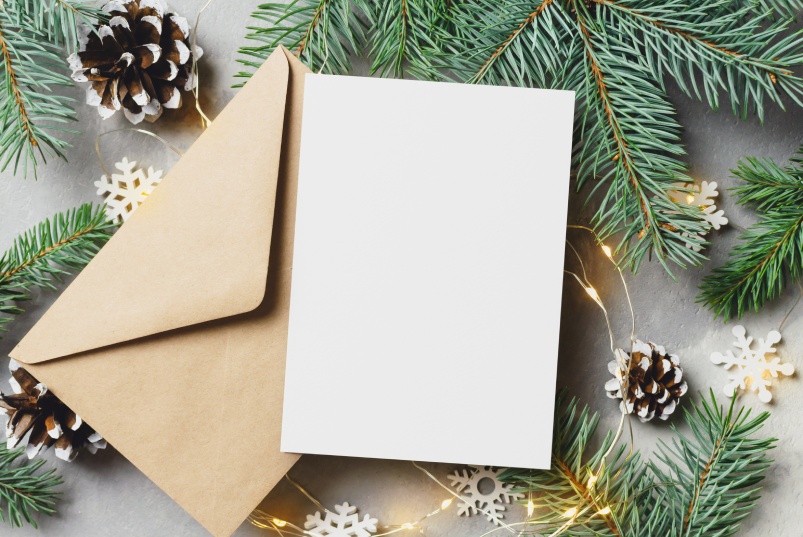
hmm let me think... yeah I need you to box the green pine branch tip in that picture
[0,202,116,332]
[500,390,773,537]
[699,147,803,320]
[0,1,106,177]
[0,443,62,528]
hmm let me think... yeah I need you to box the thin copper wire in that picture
[94,128,183,177]
[191,0,215,129]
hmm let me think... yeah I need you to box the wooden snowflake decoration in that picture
[711,325,795,403]
[95,157,163,223]
[670,181,728,252]
[304,502,377,537]
[449,466,523,526]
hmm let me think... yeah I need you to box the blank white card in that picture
[282,74,575,469]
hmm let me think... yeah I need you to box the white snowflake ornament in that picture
[449,466,523,526]
[304,502,377,537]
[686,180,719,206]
[711,325,795,403]
[670,180,728,251]
[95,157,163,223]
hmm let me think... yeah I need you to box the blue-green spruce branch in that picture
[0,203,116,333]
[699,147,803,320]
[499,391,774,537]
[236,0,803,274]
[0,442,61,528]
[0,0,104,177]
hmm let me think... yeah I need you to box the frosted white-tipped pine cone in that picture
[67,0,203,124]
[605,340,688,422]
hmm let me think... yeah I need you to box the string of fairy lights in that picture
[249,471,457,537]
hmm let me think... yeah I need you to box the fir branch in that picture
[3,0,105,54]
[0,9,79,177]
[437,0,572,88]
[754,0,803,19]
[0,203,116,332]
[363,0,443,78]
[651,392,774,537]
[699,150,803,320]
[731,153,803,212]
[236,0,803,274]
[0,443,61,528]
[698,209,803,321]
[571,2,707,272]
[500,392,773,537]
[598,0,803,121]
[500,393,651,537]
[235,0,367,83]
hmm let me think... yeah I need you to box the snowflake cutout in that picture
[670,181,728,252]
[711,325,795,403]
[304,502,377,537]
[701,204,728,230]
[449,466,523,525]
[686,180,719,206]
[95,157,163,223]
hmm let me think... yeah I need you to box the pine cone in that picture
[68,0,203,124]
[605,340,688,422]
[0,361,106,461]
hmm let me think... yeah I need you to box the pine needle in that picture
[0,203,116,333]
[0,2,104,178]
[362,0,443,78]
[699,148,803,320]
[234,0,367,84]
[235,0,803,274]
[0,443,61,528]
[500,391,773,537]
[652,392,774,537]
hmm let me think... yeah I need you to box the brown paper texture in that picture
[9,47,308,537]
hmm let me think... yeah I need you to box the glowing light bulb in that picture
[441,499,453,510]
[601,245,612,258]
[273,518,288,527]
[527,500,535,517]
[587,473,598,488]
[686,194,695,204]
[563,507,578,518]
[585,287,599,300]
[597,507,611,515]
[402,522,415,530]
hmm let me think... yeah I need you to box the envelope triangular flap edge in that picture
[12,49,295,365]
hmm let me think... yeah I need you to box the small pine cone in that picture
[0,361,106,461]
[605,340,688,422]
[67,0,203,124]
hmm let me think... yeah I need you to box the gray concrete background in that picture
[1,2,802,535]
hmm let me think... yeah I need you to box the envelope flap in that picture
[12,49,291,364]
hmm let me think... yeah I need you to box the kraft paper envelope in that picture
[10,47,307,537]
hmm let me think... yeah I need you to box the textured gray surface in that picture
[1,2,802,536]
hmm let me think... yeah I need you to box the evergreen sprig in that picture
[0,443,61,528]
[235,0,367,83]
[0,0,104,177]
[500,392,774,537]
[236,0,803,274]
[651,394,774,537]
[500,393,651,536]
[362,0,442,78]
[4,0,103,54]
[698,149,803,321]
[0,203,116,333]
